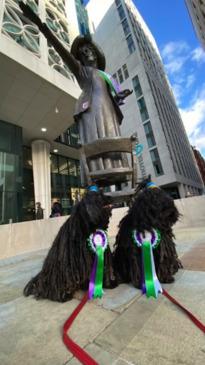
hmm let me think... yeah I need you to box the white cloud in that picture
[161,42,205,78]
[186,74,195,88]
[161,41,190,75]
[161,41,189,60]
[169,74,195,106]
[161,42,205,155]
[191,47,205,63]
[164,57,188,74]
[193,137,205,156]
[179,85,205,154]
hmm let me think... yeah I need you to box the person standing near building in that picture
[35,202,44,220]
[50,201,63,218]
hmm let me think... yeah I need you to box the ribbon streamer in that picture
[133,229,162,298]
[151,244,163,296]
[93,245,104,298]
[87,230,108,299]
[142,240,158,297]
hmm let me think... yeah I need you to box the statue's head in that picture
[71,35,106,70]
[78,43,98,67]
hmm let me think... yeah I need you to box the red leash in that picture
[63,292,99,365]
[163,289,205,334]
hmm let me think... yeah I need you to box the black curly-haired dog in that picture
[113,178,183,289]
[24,191,117,302]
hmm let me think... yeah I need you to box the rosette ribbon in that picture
[98,70,121,96]
[132,229,162,298]
[87,229,108,299]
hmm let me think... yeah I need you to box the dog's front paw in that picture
[159,276,175,284]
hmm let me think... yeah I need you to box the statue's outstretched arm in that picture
[19,1,80,77]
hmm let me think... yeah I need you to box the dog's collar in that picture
[146,181,158,189]
[87,185,99,192]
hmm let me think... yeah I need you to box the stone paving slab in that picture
[0,256,44,304]
[97,284,141,313]
[69,301,117,347]
[0,296,77,365]
[181,242,205,271]
[0,295,117,365]
[67,343,118,365]
[67,344,137,365]
[95,292,162,355]
[0,249,48,267]
[119,270,205,365]
[74,285,141,313]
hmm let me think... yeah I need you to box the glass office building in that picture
[0,0,88,224]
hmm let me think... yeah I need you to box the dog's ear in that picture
[84,200,101,225]
[83,192,112,228]
[82,192,103,226]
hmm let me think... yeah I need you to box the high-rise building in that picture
[0,0,89,225]
[185,0,205,49]
[87,0,204,199]
[192,146,205,185]
[75,0,90,36]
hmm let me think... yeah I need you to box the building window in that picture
[55,124,80,148]
[112,73,118,82]
[121,18,130,36]
[132,75,143,98]
[150,148,164,176]
[144,121,156,148]
[117,5,126,20]
[79,22,89,36]
[137,97,149,122]
[122,64,129,79]
[126,34,135,54]
[59,156,69,175]
[68,159,77,176]
[51,154,59,173]
[117,68,124,83]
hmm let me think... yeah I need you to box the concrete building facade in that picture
[0,0,90,224]
[185,0,205,49]
[87,0,204,199]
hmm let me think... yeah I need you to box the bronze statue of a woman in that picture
[19,1,132,186]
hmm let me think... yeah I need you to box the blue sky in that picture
[85,1,205,157]
[135,0,205,158]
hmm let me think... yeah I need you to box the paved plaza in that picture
[0,228,205,365]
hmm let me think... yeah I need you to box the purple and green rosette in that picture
[87,229,108,300]
[132,229,162,298]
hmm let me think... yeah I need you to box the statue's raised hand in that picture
[117,89,133,99]
[19,1,79,75]
[19,1,44,30]
[114,89,133,106]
